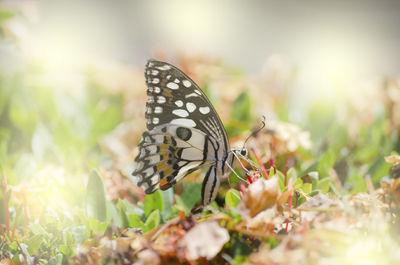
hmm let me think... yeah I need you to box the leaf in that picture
[118,199,129,229]
[86,169,107,221]
[269,167,275,177]
[238,177,281,217]
[317,151,336,177]
[231,90,252,123]
[128,214,146,231]
[48,253,63,265]
[317,178,331,193]
[385,155,400,164]
[88,216,108,234]
[144,210,160,231]
[302,183,312,194]
[26,234,44,255]
[58,245,73,257]
[225,189,241,208]
[180,182,202,212]
[144,190,164,217]
[29,223,50,237]
[178,221,230,260]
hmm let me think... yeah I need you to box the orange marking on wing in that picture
[159,177,169,188]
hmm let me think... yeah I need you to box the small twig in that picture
[251,148,269,179]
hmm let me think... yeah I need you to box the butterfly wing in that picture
[132,59,230,201]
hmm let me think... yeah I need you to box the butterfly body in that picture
[132,59,239,205]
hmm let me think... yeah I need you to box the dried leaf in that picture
[385,155,400,164]
[135,249,160,265]
[238,177,281,217]
[298,192,342,210]
[178,221,229,260]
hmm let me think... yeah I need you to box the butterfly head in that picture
[231,148,248,157]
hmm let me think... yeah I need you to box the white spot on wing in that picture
[152,78,160,84]
[140,182,149,190]
[182,80,191,87]
[167,82,179,90]
[194,89,202,95]
[174,78,180,83]
[156,65,171,71]
[185,93,199,98]
[135,161,144,170]
[171,118,196,127]
[153,117,159,124]
[148,96,154,103]
[151,175,160,185]
[186,102,196,113]
[172,109,189,117]
[157,96,166,104]
[151,70,159,75]
[199,106,210,114]
[147,155,160,164]
[146,107,152,114]
[154,87,161,93]
[175,100,183,107]
[154,106,162,113]
[146,145,158,154]
[166,75,172,80]
[143,167,154,176]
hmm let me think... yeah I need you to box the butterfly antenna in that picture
[242,116,266,149]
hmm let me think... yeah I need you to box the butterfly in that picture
[132,59,247,205]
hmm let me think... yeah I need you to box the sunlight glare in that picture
[299,32,367,105]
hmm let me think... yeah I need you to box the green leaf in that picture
[317,151,336,177]
[128,214,146,231]
[117,199,129,229]
[48,253,63,265]
[145,210,160,232]
[88,216,108,234]
[269,167,275,177]
[86,169,107,221]
[302,183,312,194]
[180,182,202,212]
[317,178,331,193]
[144,190,164,217]
[58,245,73,257]
[225,189,241,208]
[276,170,286,191]
[231,90,252,122]
[29,223,49,237]
[26,234,44,255]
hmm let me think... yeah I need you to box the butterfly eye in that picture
[240,148,248,156]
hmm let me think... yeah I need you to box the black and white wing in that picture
[132,59,230,205]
